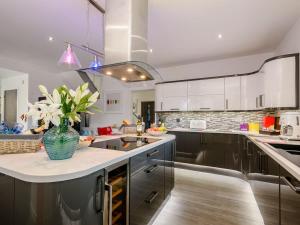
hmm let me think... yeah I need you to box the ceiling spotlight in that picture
[106,71,112,75]
[149,49,153,53]
[121,77,127,81]
[58,43,81,67]
[127,68,134,72]
[218,34,223,39]
[48,36,54,42]
[140,75,146,79]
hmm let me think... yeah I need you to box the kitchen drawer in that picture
[130,166,164,225]
[130,145,164,175]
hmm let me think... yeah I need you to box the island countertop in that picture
[0,134,175,183]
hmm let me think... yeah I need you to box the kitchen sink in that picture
[268,143,300,155]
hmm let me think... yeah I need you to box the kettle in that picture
[280,112,300,140]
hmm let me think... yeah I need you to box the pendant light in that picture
[90,55,102,68]
[58,43,82,67]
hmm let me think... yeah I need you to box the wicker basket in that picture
[0,134,43,154]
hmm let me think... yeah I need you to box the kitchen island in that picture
[0,134,176,225]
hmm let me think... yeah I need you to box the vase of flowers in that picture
[27,83,99,160]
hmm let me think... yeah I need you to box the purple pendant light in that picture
[58,43,82,67]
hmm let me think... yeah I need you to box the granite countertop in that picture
[0,134,175,183]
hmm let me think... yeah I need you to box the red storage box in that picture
[97,127,112,135]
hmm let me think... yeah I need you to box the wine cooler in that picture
[104,161,129,225]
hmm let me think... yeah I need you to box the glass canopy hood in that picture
[78,61,162,83]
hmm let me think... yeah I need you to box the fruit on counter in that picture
[147,126,167,132]
[122,120,131,126]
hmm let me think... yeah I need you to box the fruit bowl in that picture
[147,129,168,136]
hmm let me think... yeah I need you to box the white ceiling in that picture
[148,0,300,67]
[0,0,105,73]
[0,0,300,72]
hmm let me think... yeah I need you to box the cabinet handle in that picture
[281,177,300,194]
[259,94,264,107]
[256,97,259,108]
[147,150,159,158]
[94,175,104,213]
[105,183,113,225]
[225,99,229,110]
[246,140,252,156]
[144,191,159,204]
[200,107,211,110]
[170,108,180,111]
[144,164,158,173]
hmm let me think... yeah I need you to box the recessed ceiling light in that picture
[140,75,146,79]
[106,71,112,75]
[121,77,127,81]
[218,34,223,39]
[48,36,54,42]
[127,68,134,72]
[149,49,153,53]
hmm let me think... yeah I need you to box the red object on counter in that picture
[97,127,112,135]
[263,116,275,129]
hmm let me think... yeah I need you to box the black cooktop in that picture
[89,136,160,151]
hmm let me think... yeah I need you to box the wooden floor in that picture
[152,169,264,225]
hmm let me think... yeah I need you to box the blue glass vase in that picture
[43,118,79,160]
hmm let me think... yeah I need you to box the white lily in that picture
[87,92,99,107]
[52,89,61,104]
[38,85,48,96]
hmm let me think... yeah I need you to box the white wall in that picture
[157,52,274,81]
[90,76,132,131]
[275,17,300,55]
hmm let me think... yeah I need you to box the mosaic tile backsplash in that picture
[157,111,266,130]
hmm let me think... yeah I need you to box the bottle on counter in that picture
[136,116,143,136]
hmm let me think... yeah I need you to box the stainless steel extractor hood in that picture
[78,0,162,83]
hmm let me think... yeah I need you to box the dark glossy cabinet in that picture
[1,170,105,225]
[130,145,165,225]
[248,142,280,225]
[129,142,175,225]
[168,131,199,164]
[0,174,14,225]
[165,141,175,198]
[280,167,300,225]
[170,131,240,170]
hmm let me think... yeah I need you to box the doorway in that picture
[4,89,18,126]
[141,101,155,129]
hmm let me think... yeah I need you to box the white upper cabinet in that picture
[162,82,188,97]
[155,55,298,112]
[224,77,240,110]
[155,82,188,111]
[263,57,297,108]
[241,73,264,110]
[188,95,224,111]
[187,78,225,111]
[188,78,224,96]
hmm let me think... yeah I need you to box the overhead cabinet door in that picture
[241,73,264,110]
[188,95,224,111]
[155,82,188,111]
[225,77,240,110]
[264,57,297,108]
[188,78,224,96]
[188,78,225,111]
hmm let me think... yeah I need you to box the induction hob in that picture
[89,136,160,151]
